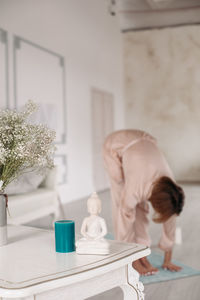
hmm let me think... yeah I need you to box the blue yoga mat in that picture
[140,251,200,285]
[105,233,200,285]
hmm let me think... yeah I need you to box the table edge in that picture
[0,247,150,297]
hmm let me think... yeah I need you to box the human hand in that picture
[162,262,182,272]
[163,250,182,272]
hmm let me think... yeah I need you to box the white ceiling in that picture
[112,0,200,31]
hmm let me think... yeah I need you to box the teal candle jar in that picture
[55,220,75,253]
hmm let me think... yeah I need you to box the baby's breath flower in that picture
[0,101,56,191]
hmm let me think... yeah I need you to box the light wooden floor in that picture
[28,184,200,300]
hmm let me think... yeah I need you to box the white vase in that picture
[0,193,7,246]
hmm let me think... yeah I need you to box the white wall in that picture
[124,26,200,182]
[0,0,124,202]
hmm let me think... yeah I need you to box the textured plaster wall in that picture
[124,26,200,181]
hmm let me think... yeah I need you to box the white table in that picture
[0,226,150,300]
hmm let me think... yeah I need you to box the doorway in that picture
[91,88,114,191]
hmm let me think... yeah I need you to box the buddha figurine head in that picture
[87,192,102,216]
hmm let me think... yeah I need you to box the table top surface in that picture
[0,225,148,290]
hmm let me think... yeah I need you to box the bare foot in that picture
[132,260,148,275]
[140,257,159,274]
[132,259,153,276]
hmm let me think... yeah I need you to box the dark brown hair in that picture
[149,176,185,223]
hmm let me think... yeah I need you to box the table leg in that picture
[123,264,145,300]
[121,283,139,300]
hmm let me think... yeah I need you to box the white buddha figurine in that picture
[76,192,110,255]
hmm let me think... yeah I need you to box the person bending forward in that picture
[103,129,185,276]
